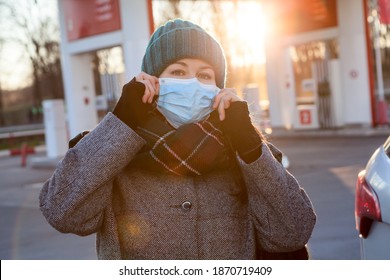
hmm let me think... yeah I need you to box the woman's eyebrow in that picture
[172,61,188,67]
[199,65,213,70]
[172,61,213,71]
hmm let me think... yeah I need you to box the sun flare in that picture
[224,1,269,67]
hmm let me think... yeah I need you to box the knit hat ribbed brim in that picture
[141,19,226,88]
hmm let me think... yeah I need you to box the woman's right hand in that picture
[135,72,159,104]
[112,73,158,130]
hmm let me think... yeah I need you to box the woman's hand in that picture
[135,72,159,104]
[113,73,157,130]
[212,88,242,121]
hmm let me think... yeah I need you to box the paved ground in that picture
[0,154,96,260]
[0,126,388,260]
[270,135,387,260]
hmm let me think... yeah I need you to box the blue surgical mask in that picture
[157,78,220,128]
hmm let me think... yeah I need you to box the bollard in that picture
[20,142,28,167]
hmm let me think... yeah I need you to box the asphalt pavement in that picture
[0,126,389,260]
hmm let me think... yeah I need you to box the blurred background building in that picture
[265,0,389,130]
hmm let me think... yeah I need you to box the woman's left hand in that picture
[213,88,242,121]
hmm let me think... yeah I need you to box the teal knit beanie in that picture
[141,19,226,88]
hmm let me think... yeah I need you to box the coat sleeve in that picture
[39,112,146,236]
[239,142,316,252]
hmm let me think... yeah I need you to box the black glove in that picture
[68,130,89,148]
[221,101,264,163]
[112,78,155,130]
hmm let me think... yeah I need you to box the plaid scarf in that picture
[130,111,233,176]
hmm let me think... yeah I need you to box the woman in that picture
[39,19,316,259]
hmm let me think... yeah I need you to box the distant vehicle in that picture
[355,136,390,259]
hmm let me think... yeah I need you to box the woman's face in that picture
[159,58,216,85]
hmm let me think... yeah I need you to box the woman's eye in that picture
[198,73,212,80]
[171,70,185,76]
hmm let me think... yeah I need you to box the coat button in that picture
[181,201,192,211]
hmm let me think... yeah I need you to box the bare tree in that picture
[209,0,238,87]
[0,0,63,108]
[153,0,184,26]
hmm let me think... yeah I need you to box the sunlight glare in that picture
[225,1,269,67]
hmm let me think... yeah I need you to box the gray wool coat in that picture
[39,112,316,260]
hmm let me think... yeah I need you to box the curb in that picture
[265,127,390,139]
[29,155,62,169]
